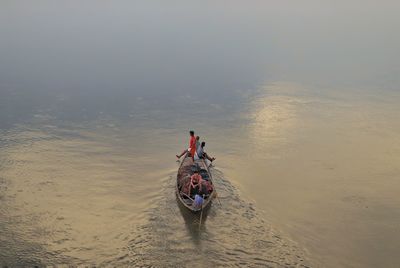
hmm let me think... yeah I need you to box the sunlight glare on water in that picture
[1,0,400,267]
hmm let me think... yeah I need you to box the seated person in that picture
[191,170,213,197]
[189,170,202,198]
[196,142,215,162]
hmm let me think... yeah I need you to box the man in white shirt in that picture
[195,142,215,162]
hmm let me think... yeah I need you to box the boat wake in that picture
[106,167,312,267]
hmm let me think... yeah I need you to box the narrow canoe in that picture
[176,155,216,212]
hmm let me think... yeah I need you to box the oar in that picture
[206,161,223,207]
[198,194,205,231]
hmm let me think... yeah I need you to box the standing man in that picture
[176,130,197,161]
[189,130,197,161]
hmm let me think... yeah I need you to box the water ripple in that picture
[107,169,311,267]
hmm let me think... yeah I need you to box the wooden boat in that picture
[176,154,216,212]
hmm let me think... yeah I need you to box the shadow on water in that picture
[176,194,211,245]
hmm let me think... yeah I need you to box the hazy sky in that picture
[1,0,399,95]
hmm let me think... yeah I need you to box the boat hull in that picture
[176,155,216,213]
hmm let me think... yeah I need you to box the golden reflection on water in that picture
[248,83,301,155]
[224,82,400,267]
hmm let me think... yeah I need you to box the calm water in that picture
[1,1,400,267]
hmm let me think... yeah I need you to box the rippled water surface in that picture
[1,1,400,267]
[0,123,311,267]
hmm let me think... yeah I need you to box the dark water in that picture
[1,1,400,267]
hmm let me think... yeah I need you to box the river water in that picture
[1,1,400,267]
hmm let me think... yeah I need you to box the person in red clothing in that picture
[189,131,197,161]
[176,130,196,160]
[189,169,202,197]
